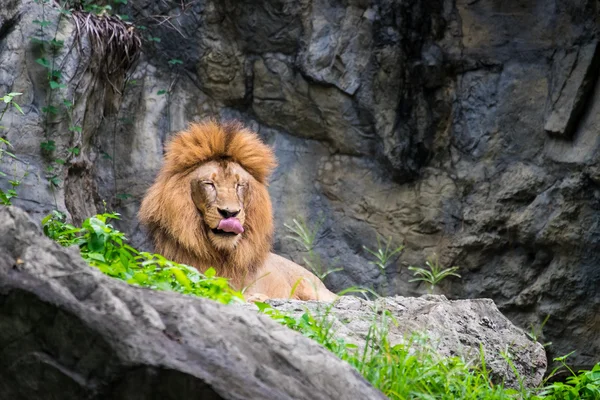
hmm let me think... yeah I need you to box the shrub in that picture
[42,211,244,304]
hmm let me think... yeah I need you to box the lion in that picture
[138,120,337,302]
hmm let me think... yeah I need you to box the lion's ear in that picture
[190,179,206,211]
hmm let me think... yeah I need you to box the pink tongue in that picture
[217,218,244,234]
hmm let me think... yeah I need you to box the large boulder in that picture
[246,295,547,389]
[0,206,386,400]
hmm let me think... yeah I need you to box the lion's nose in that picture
[218,208,240,219]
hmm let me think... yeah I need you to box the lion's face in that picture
[139,120,276,280]
[190,160,251,251]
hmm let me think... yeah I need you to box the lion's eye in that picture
[202,181,215,187]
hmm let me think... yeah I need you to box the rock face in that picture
[1,0,600,369]
[0,206,386,400]
[245,295,547,389]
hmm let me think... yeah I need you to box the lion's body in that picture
[139,120,336,301]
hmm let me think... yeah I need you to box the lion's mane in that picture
[138,120,277,282]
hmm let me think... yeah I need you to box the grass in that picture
[41,211,600,400]
[409,254,461,294]
[284,216,343,280]
[257,301,525,399]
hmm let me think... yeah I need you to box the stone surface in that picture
[0,206,386,400]
[544,40,600,138]
[1,0,600,370]
[243,295,547,389]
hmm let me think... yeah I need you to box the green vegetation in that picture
[256,301,600,400]
[409,254,461,294]
[42,211,243,304]
[540,355,600,399]
[363,235,404,272]
[284,216,343,280]
[38,211,600,399]
[0,92,27,205]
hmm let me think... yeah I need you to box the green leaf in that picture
[68,146,80,155]
[157,89,167,95]
[168,58,183,65]
[33,19,52,27]
[30,37,48,45]
[40,140,56,152]
[11,102,23,115]
[254,301,271,312]
[49,39,64,48]
[49,176,61,187]
[50,70,62,80]
[69,125,83,133]
[42,105,58,115]
[49,81,67,90]
[35,58,51,69]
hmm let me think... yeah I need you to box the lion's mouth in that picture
[211,217,244,236]
[210,227,240,237]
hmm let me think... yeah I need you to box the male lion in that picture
[139,120,337,302]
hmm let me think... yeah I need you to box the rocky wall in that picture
[1,0,599,368]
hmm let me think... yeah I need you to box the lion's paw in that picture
[245,293,270,303]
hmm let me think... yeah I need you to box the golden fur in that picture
[139,120,336,301]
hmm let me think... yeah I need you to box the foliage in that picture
[528,314,553,348]
[538,354,600,400]
[363,235,404,272]
[257,301,543,400]
[31,0,140,196]
[284,216,343,280]
[257,300,600,400]
[32,0,81,191]
[39,209,600,399]
[409,253,461,293]
[0,93,27,205]
[42,211,244,304]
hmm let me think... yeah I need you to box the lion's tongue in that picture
[217,218,244,234]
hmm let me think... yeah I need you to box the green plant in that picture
[42,211,244,304]
[528,314,553,348]
[31,0,140,199]
[284,216,343,280]
[538,354,600,399]
[40,210,600,399]
[408,253,461,294]
[0,93,27,205]
[0,92,24,120]
[363,235,404,272]
[255,301,544,400]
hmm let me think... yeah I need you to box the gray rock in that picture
[544,41,600,138]
[244,295,547,389]
[0,206,385,400]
